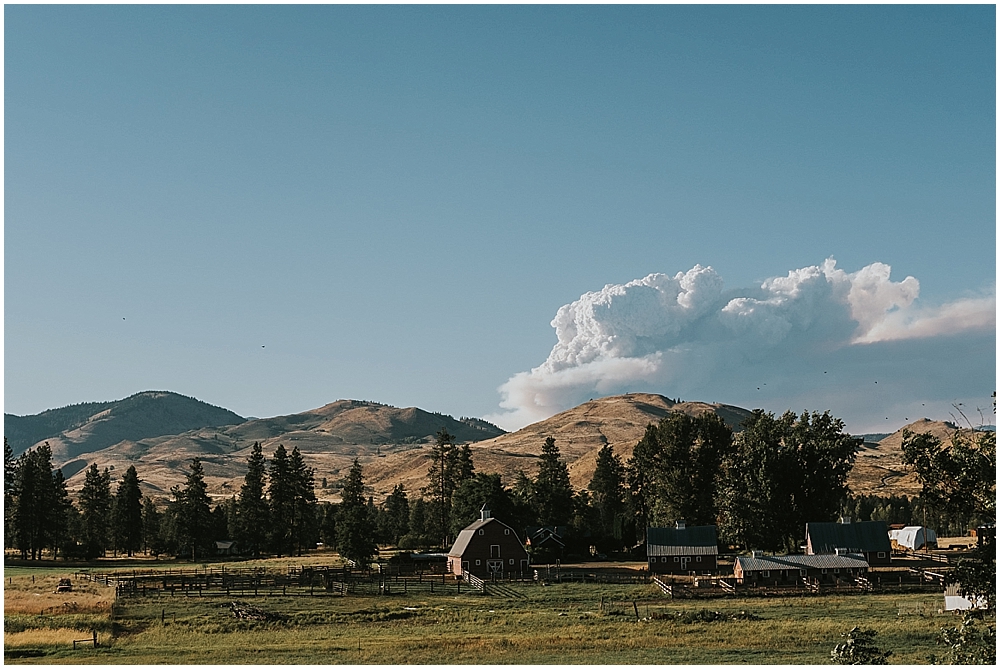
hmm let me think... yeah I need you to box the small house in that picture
[734,552,869,585]
[525,526,567,552]
[805,519,891,566]
[447,505,530,579]
[215,540,237,556]
[646,522,718,574]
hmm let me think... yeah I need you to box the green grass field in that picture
[5,566,984,665]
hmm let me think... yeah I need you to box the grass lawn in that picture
[5,567,982,664]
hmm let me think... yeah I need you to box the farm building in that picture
[646,522,718,574]
[734,552,869,585]
[525,526,566,552]
[888,526,937,551]
[805,519,891,566]
[447,505,530,579]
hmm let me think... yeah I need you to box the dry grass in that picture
[4,628,91,648]
[3,574,114,615]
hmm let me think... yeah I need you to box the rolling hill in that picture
[4,391,246,461]
[10,389,963,505]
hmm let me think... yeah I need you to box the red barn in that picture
[447,506,530,579]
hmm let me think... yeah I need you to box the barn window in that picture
[476,560,481,566]
[696,556,702,562]
[822,568,828,574]
[674,557,680,562]
[505,529,510,535]
[762,570,769,577]
[877,552,886,559]
[479,529,484,536]
[834,568,840,574]
[509,559,514,565]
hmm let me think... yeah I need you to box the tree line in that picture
[5,409,994,572]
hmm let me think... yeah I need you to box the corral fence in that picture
[75,565,484,600]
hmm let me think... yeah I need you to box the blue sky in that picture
[5,5,995,434]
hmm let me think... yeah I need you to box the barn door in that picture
[680,556,691,571]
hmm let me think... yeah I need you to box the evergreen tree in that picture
[13,443,71,559]
[319,502,339,547]
[141,497,161,555]
[48,468,72,558]
[336,459,376,565]
[172,459,213,560]
[510,470,537,530]
[236,442,270,556]
[112,465,144,556]
[289,446,318,555]
[588,444,627,550]
[450,473,514,537]
[399,497,435,549]
[4,438,16,550]
[381,484,410,546]
[626,424,660,536]
[423,428,459,546]
[534,437,574,527]
[79,463,113,559]
[267,444,295,556]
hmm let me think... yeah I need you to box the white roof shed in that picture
[889,526,937,550]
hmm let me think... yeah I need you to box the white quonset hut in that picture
[889,526,937,550]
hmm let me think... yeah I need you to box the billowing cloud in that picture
[487,259,995,431]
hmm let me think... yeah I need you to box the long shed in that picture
[734,553,869,585]
[646,523,718,574]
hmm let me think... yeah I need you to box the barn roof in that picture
[806,520,890,554]
[736,553,869,572]
[647,526,718,556]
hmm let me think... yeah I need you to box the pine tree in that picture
[381,484,410,546]
[79,463,113,559]
[588,443,627,550]
[173,459,213,561]
[336,459,376,565]
[237,442,270,556]
[4,438,17,550]
[534,437,574,527]
[449,473,514,537]
[423,428,459,545]
[141,497,161,555]
[289,446,318,556]
[112,465,144,556]
[267,444,295,556]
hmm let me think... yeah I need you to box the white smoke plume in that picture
[487,259,995,431]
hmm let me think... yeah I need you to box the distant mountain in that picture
[362,393,754,497]
[23,397,505,498]
[5,391,246,460]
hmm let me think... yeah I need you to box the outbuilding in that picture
[806,519,892,566]
[734,552,869,585]
[447,506,530,579]
[888,526,937,551]
[647,522,718,574]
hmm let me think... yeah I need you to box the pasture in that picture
[3,564,979,664]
